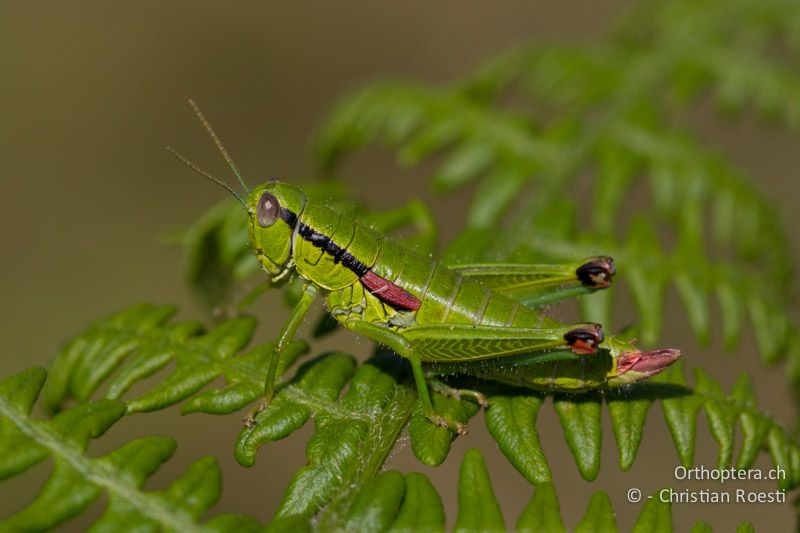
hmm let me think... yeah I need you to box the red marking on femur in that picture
[360,270,421,311]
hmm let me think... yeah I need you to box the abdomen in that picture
[366,240,552,329]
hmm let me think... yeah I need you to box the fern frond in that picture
[265,471,441,532]
[237,349,482,527]
[313,32,798,366]
[43,303,309,416]
[486,361,800,489]
[618,0,800,124]
[37,308,469,523]
[274,448,756,532]
[40,304,800,509]
[466,213,794,360]
[180,199,258,309]
[0,367,259,531]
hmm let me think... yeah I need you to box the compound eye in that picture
[256,192,280,228]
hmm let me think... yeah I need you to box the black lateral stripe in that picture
[296,220,369,277]
[341,250,368,277]
[279,207,298,228]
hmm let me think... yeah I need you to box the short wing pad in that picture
[360,270,421,311]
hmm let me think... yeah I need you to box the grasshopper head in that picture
[604,336,681,387]
[247,181,307,278]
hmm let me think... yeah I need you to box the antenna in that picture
[166,146,246,208]
[188,99,251,194]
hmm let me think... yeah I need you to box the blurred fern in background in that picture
[315,0,799,368]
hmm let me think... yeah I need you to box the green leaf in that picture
[275,354,416,521]
[0,396,127,487]
[731,374,771,469]
[0,366,46,416]
[659,364,704,467]
[593,135,640,235]
[516,483,566,533]
[399,120,461,165]
[749,297,789,364]
[4,459,103,531]
[0,367,49,479]
[466,164,530,229]
[554,393,602,481]
[0,368,258,531]
[342,470,406,533]
[433,141,494,193]
[694,368,736,468]
[455,449,505,533]
[44,303,178,411]
[388,472,445,533]
[182,339,308,415]
[41,303,318,423]
[766,426,800,491]
[675,273,711,346]
[205,514,264,533]
[574,491,618,533]
[179,199,255,308]
[716,283,744,351]
[736,522,756,533]
[631,489,672,533]
[126,317,256,413]
[579,289,613,330]
[484,394,551,483]
[624,220,666,347]
[235,352,357,467]
[607,389,652,471]
[690,522,713,533]
[409,391,479,467]
[264,516,312,533]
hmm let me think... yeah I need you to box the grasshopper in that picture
[172,101,679,433]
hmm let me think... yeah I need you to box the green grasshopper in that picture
[172,101,679,433]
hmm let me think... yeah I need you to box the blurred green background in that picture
[1,2,798,530]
